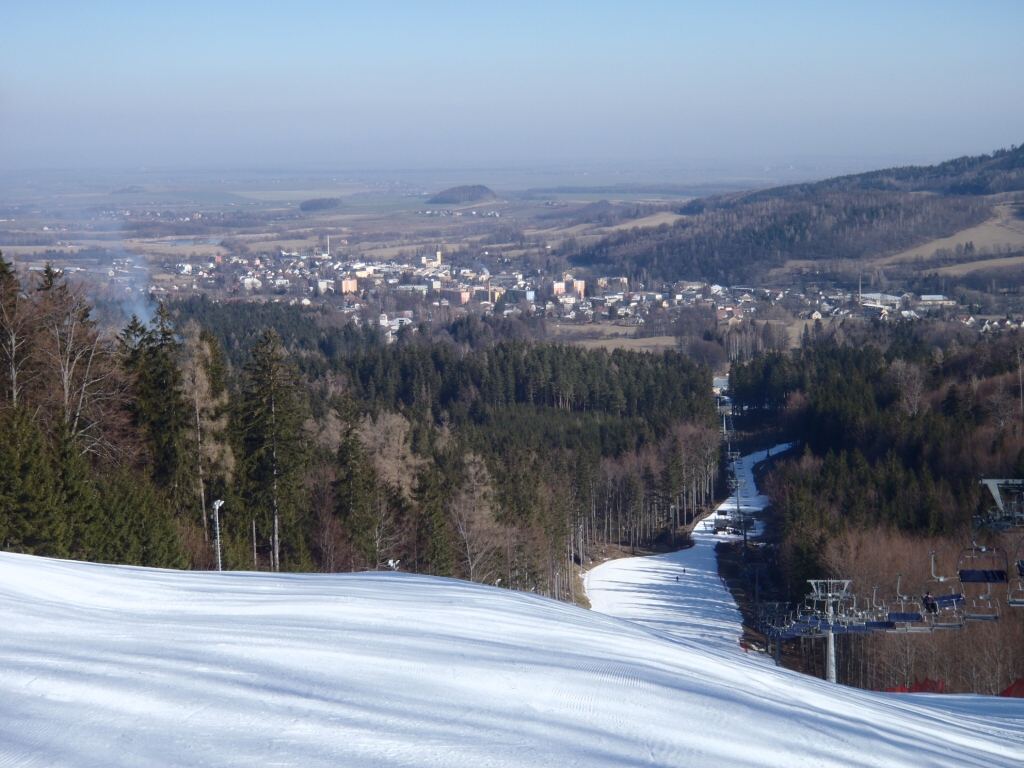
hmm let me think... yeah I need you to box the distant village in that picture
[60,240,1015,340]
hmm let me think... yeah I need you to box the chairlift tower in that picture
[728,451,749,548]
[808,580,852,683]
[976,478,1024,531]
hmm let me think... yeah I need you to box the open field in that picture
[547,323,679,353]
[933,254,1024,276]
[775,204,1024,277]
[600,211,683,232]
[125,240,230,258]
[880,204,1024,264]
[231,186,376,202]
[0,245,86,258]
[524,222,596,237]
[574,334,678,352]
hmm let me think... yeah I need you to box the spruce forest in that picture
[0,256,718,602]
[732,318,1024,693]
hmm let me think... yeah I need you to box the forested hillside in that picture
[0,258,184,567]
[168,298,718,600]
[566,143,1024,285]
[731,318,1024,692]
[0,273,719,604]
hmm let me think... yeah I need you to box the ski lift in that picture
[923,551,964,630]
[957,543,1008,622]
[839,594,873,633]
[865,586,897,632]
[976,479,1024,532]
[1008,536,1024,609]
[888,574,931,633]
[713,510,731,533]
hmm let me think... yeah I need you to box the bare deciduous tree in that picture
[448,453,505,583]
[180,323,234,534]
[35,270,126,456]
[367,484,403,570]
[357,412,423,500]
[889,359,925,417]
[989,380,1017,431]
[0,257,37,406]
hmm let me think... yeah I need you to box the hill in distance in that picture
[299,197,342,212]
[428,184,497,205]
[567,143,1024,285]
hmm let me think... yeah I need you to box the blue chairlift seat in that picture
[888,612,923,623]
[959,569,1009,583]
[866,621,896,631]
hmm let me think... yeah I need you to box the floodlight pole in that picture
[212,499,224,572]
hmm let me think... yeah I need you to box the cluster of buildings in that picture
[153,245,974,327]
[105,242,1024,340]
[418,209,501,218]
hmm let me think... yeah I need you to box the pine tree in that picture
[121,306,191,502]
[0,407,64,556]
[333,413,378,568]
[94,468,186,568]
[661,437,684,534]
[52,434,101,560]
[416,464,455,577]
[92,467,146,564]
[237,330,308,571]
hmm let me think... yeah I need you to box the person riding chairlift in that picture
[923,591,938,614]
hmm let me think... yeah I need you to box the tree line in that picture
[0,268,719,606]
[566,190,990,286]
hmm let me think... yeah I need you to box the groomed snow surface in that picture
[1,445,1022,766]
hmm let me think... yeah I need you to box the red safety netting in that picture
[999,678,1024,698]
[883,678,946,694]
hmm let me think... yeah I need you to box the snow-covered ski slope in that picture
[585,443,1024,766]
[0,444,1020,768]
[587,444,792,649]
[585,444,790,655]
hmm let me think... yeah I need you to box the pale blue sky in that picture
[2,1,1022,171]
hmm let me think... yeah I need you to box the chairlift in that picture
[1008,536,1024,609]
[865,586,897,632]
[923,551,964,629]
[888,574,931,633]
[957,543,1007,621]
[976,479,1024,532]
[842,595,873,629]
